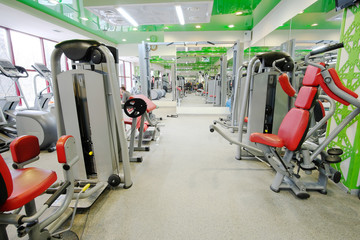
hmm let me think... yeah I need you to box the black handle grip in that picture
[45,181,71,207]
[310,43,344,56]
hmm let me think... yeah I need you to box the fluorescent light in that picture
[175,5,185,25]
[48,0,60,4]
[80,17,89,21]
[235,11,243,15]
[195,25,201,29]
[133,27,138,31]
[228,24,234,28]
[116,7,139,27]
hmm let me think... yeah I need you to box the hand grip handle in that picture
[310,43,344,56]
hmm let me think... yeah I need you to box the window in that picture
[0,27,10,60]
[10,30,43,70]
[118,60,133,90]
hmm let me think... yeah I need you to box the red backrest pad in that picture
[56,135,73,164]
[319,68,358,106]
[130,95,157,112]
[279,73,296,97]
[10,135,40,163]
[294,86,318,110]
[0,155,13,206]
[278,108,310,151]
[302,64,325,87]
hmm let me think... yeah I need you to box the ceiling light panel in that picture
[85,1,213,26]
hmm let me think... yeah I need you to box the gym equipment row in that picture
[210,43,355,199]
[0,60,57,152]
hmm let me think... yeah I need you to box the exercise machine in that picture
[0,135,82,239]
[32,63,54,111]
[51,40,133,200]
[0,59,57,151]
[249,43,351,198]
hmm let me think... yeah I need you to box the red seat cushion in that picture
[319,68,358,106]
[130,95,157,112]
[278,108,310,151]
[124,118,133,125]
[0,168,57,212]
[0,155,13,206]
[250,133,284,148]
[10,135,40,163]
[294,86,318,110]
[124,117,148,132]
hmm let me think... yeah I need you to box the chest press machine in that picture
[210,43,356,198]
[51,40,133,193]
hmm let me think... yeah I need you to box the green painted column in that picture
[328,4,360,193]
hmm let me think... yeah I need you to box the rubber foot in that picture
[296,192,310,199]
[270,185,280,193]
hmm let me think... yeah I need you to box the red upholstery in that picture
[130,95,157,112]
[10,136,40,163]
[278,108,310,151]
[294,87,318,110]
[56,135,73,164]
[0,155,13,206]
[302,64,324,86]
[0,167,56,212]
[244,117,248,123]
[319,68,358,106]
[124,117,149,132]
[279,73,296,97]
[318,100,325,118]
[250,133,284,148]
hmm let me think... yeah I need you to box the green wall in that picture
[330,4,360,193]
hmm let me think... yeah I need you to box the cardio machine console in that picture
[32,63,51,78]
[0,59,22,77]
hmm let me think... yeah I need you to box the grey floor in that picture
[3,92,360,239]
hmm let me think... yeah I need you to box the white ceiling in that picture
[86,1,213,26]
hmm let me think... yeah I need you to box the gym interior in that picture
[1,0,360,239]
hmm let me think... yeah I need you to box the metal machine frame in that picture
[51,40,132,192]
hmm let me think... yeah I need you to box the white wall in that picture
[253,29,341,47]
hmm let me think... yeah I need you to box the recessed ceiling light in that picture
[195,25,201,29]
[80,17,88,21]
[311,23,318,26]
[146,38,150,41]
[164,26,169,30]
[187,7,200,12]
[299,11,304,14]
[235,11,243,15]
[122,39,127,42]
[133,27,138,31]
[228,24,235,28]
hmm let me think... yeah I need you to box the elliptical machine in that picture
[0,59,57,151]
[31,63,54,111]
